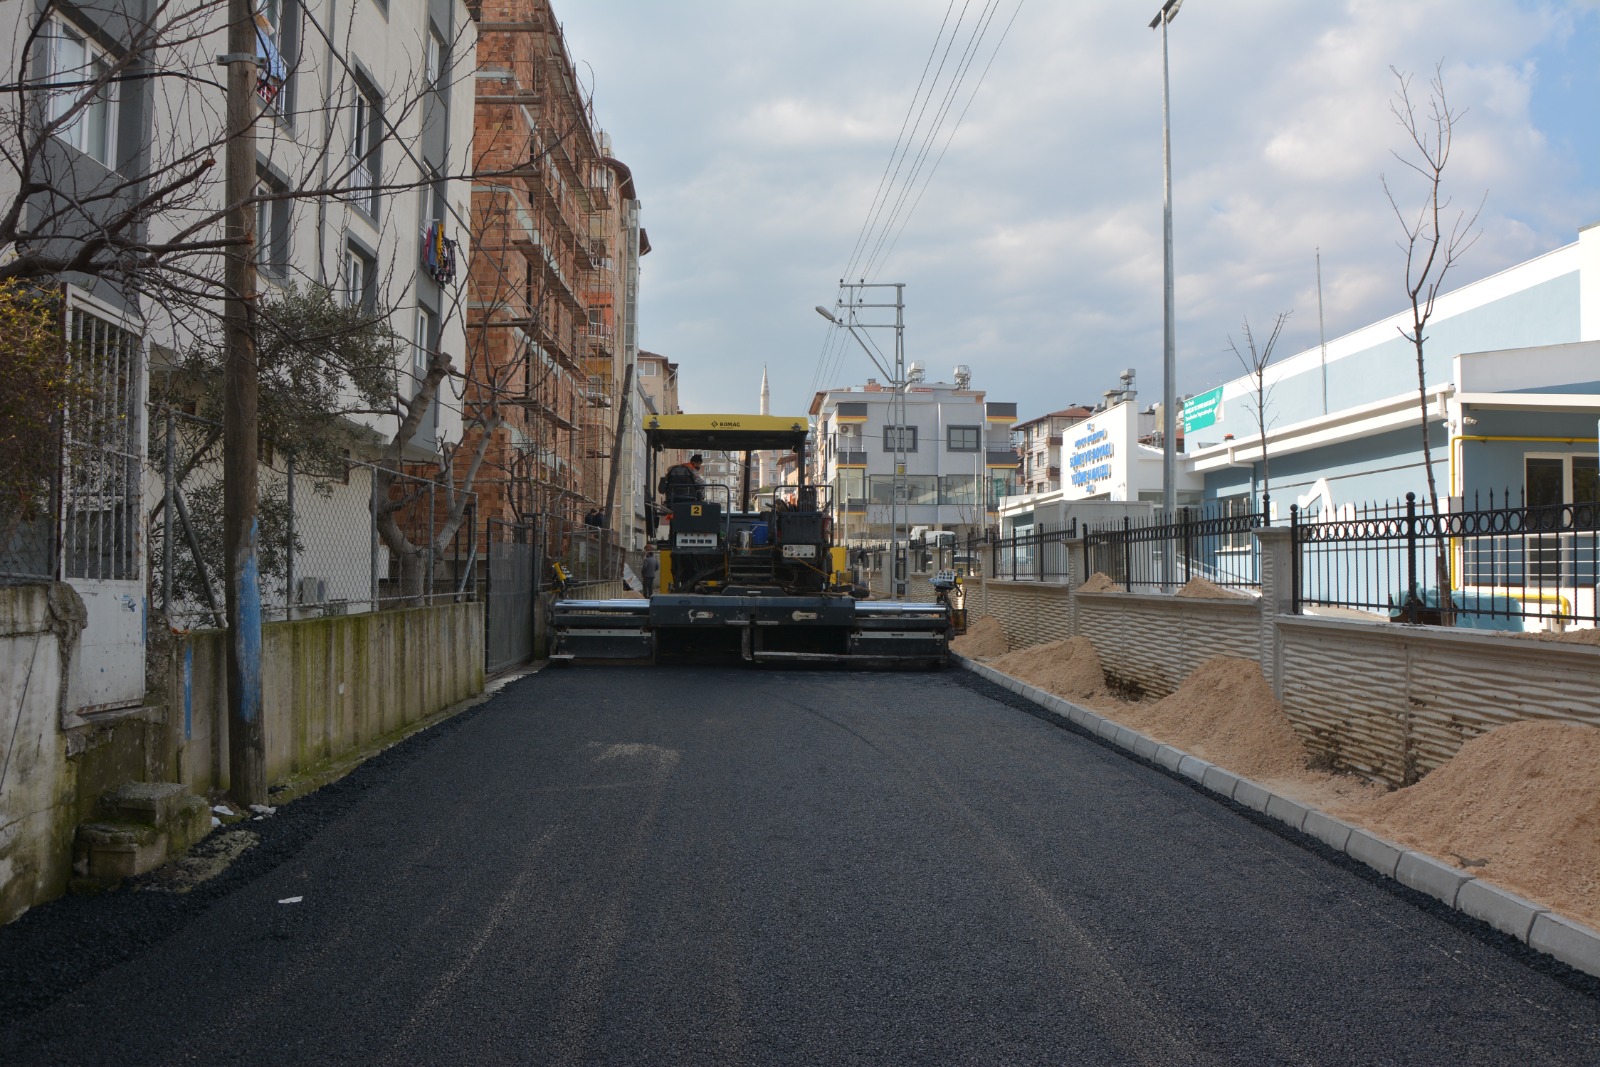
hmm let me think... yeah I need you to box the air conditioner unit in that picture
[297,577,328,605]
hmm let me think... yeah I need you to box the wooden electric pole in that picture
[222,0,265,805]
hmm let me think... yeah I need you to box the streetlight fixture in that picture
[1151,0,1185,591]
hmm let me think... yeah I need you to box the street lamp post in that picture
[1151,0,1185,590]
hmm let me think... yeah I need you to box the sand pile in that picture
[1176,577,1249,600]
[1118,657,1310,782]
[1518,627,1600,647]
[951,615,1009,660]
[1077,572,1121,593]
[989,636,1109,703]
[1339,719,1600,929]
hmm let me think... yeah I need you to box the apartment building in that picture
[810,367,1019,544]
[0,0,477,714]
[1011,406,1094,495]
[466,0,648,545]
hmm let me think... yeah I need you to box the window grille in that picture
[62,302,142,581]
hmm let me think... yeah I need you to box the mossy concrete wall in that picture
[0,585,76,925]
[171,602,485,791]
[1,596,483,925]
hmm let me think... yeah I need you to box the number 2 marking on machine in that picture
[691,505,702,516]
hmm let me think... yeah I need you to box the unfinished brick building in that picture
[464,0,646,554]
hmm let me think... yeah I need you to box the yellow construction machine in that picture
[551,414,951,667]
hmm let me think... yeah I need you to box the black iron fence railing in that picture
[1082,508,1265,593]
[1292,490,1600,629]
[990,520,1077,582]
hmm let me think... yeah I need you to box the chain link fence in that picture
[149,409,477,630]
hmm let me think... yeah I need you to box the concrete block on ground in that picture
[1456,879,1547,942]
[1232,779,1272,814]
[1301,810,1353,851]
[1264,793,1310,831]
[1176,755,1211,783]
[1069,706,1098,731]
[1345,828,1403,878]
[1112,726,1141,751]
[1153,745,1185,773]
[1529,913,1600,978]
[1096,719,1121,742]
[1200,765,1241,800]
[1132,735,1160,762]
[1395,851,1470,907]
[74,822,165,881]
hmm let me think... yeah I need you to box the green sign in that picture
[1183,386,1223,434]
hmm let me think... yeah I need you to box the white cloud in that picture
[557,0,1600,417]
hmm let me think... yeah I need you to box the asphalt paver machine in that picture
[552,414,950,667]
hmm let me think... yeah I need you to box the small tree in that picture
[0,281,76,560]
[1383,64,1484,514]
[1227,311,1291,519]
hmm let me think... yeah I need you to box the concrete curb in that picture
[950,652,1600,981]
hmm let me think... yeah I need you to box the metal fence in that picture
[1082,506,1265,593]
[150,410,477,630]
[1293,490,1600,630]
[990,520,1077,582]
[543,514,631,594]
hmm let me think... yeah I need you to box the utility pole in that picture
[221,0,265,806]
[819,283,908,598]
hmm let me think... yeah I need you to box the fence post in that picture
[1064,530,1084,639]
[1289,505,1301,615]
[1121,515,1132,591]
[1182,510,1193,586]
[369,467,380,612]
[1253,524,1295,701]
[1404,491,1419,624]
[162,411,174,616]
[427,481,437,606]
[285,452,295,622]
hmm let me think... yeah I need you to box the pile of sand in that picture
[951,615,1010,660]
[1337,720,1600,929]
[1077,572,1122,593]
[1517,627,1600,647]
[1117,657,1310,782]
[989,636,1109,703]
[1175,577,1250,600]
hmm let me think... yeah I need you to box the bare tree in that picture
[1227,310,1291,519]
[1382,64,1485,514]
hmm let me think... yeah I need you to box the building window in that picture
[255,0,294,108]
[883,426,917,453]
[350,77,381,215]
[44,17,118,167]
[255,172,289,278]
[425,27,445,86]
[413,307,437,386]
[343,243,374,310]
[948,425,980,452]
[638,361,657,377]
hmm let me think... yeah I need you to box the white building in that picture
[810,367,1019,543]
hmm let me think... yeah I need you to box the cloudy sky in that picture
[558,1,1600,422]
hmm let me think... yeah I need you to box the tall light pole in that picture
[1151,0,1184,590]
[816,283,909,597]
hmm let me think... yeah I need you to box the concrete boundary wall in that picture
[962,532,1600,787]
[1,594,484,924]
[172,602,485,792]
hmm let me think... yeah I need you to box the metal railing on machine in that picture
[149,408,477,631]
[1292,490,1599,630]
[1082,507,1265,593]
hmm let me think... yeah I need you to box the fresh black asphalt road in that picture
[4,666,1600,1065]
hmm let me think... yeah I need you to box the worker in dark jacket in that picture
[659,454,706,503]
